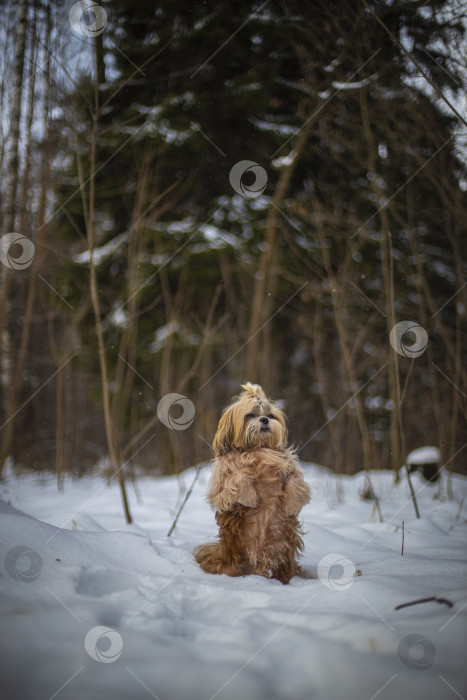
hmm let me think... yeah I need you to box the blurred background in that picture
[0,0,465,487]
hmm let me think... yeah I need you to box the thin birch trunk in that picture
[360,88,403,476]
[0,0,28,469]
[246,118,313,381]
[84,37,132,522]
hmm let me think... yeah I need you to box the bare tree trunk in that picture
[1,0,49,471]
[446,214,465,499]
[360,89,403,477]
[111,153,151,435]
[388,231,420,518]
[313,194,382,519]
[246,118,313,382]
[359,89,419,516]
[19,0,38,237]
[312,296,344,474]
[0,0,28,467]
[121,285,222,464]
[3,0,27,233]
[317,229,373,471]
[82,41,132,522]
[47,299,88,489]
[405,199,445,454]
[110,173,185,453]
[94,31,106,85]
[56,364,66,490]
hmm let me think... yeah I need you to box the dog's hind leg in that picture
[193,542,224,574]
[193,542,245,577]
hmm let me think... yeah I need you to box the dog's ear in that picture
[212,406,235,454]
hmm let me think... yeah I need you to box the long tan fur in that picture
[194,383,311,584]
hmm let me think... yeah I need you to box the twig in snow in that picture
[455,495,465,524]
[395,596,454,611]
[167,461,205,537]
[401,520,404,556]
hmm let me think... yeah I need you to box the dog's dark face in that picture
[213,383,287,454]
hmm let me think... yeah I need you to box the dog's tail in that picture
[193,542,228,574]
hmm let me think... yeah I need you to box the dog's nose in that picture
[259,417,269,426]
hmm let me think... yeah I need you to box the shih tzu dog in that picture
[194,383,311,584]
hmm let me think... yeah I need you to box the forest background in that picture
[0,0,465,500]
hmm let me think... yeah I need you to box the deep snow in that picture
[0,464,466,700]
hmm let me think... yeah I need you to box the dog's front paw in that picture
[237,483,259,508]
[284,501,301,517]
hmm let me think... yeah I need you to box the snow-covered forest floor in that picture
[1,464,466,700]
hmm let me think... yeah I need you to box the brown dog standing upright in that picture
[194,383,311,584]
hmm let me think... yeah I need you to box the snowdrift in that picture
[0,465,466,700]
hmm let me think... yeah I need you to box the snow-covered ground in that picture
[1,464,466,700]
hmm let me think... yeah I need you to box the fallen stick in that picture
[395,596,454,611]
[167,461,205,537]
